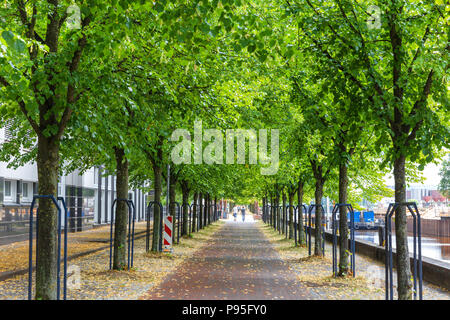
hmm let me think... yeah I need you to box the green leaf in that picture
[13,39,26,53]
[2,30,14,43]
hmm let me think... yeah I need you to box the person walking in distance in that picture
[233,206,237,221]
[241,206,246,222]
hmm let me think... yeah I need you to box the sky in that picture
[384,162,443,188]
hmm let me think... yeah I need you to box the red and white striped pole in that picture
[163,216,173,253]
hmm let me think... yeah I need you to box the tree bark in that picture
[288,191,294,239]
[282,191,287,236]
[267,196,270,225]
[198,193,203,229]
[272,195,276,229]
[394,154,412,299]
[35,136,59,300]
[203,193,210,226]
[206,193,211,225]
[169,174,177,243]
[192,192,198,233]
[113,147,129,270]
[388,6,413,299]
[275,192,280,232]
[314,178,324,256]
[269,195,273,226]
[262,196,266,223]
[272,195,275,228]
[297,181,306,246]
[338,163,349,276]
[180,181,189,236]
[151,153,162,252]
[214,196,217,222]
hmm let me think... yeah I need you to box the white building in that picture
[0,125,150,237]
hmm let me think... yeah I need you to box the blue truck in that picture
[347,211,377,230]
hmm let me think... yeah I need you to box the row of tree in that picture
[0,1,448,300]
[0,0,254,299]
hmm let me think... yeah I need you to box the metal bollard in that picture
[110,199,135,270]
[28,195,68,300]
[385,202,422,300]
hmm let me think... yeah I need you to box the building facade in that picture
[0,126,150,239]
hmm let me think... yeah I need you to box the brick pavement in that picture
[141,220,310,300]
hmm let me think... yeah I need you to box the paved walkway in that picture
[141,217,309,300]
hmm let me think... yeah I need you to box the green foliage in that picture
[439,155,450,198]
[1,0,448,206]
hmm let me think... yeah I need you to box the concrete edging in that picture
[321,230,450,291]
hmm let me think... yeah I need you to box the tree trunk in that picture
[192,192,198,233]
[314,178,324,256]
[272,195,276,229]
[262,197,266,223]
[270,196,277,230]
[265,196,268,223]
[113,147,129,270]
[282,191,286,236]
[288,192,294,239]
[275,193,280,232]
[338,163,349,276]
[207,195,210,225]
[35,136,59,300]
[268,196,272,226]
[205,194,209,226]
[387,5,413,298]
[151,159,162,252]
[297,181,306,246]
[169,174,177,243]
[198,193,203,229]
[272,193,276,231]
[394,154,412,299]
[180,181,189,236]
[214,196,217,222]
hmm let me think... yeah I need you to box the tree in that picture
[287,0,449,298]
[0,0,135,299]
[439,155,450,199]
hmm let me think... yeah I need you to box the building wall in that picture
[0,128,151,234]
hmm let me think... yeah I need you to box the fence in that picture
[0,204,95,246]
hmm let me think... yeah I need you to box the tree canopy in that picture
[0,0,448,300]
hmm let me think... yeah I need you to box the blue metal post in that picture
[58,197,68,300]
[308,205,312,256]
[110,198,134,270]
[127,201,132,270]
[129,200,136,268]
[294,205,298,246]
[332,205,337,277]
[384,204,391,300]
[385,202,422,300]
[170,202,180,244]
[145,201,163,252]
[28,195,61,300]
[28,198,36,300]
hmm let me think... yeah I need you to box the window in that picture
[23,183,28,198]
[4,120,13,141]
[4,181,11,197]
